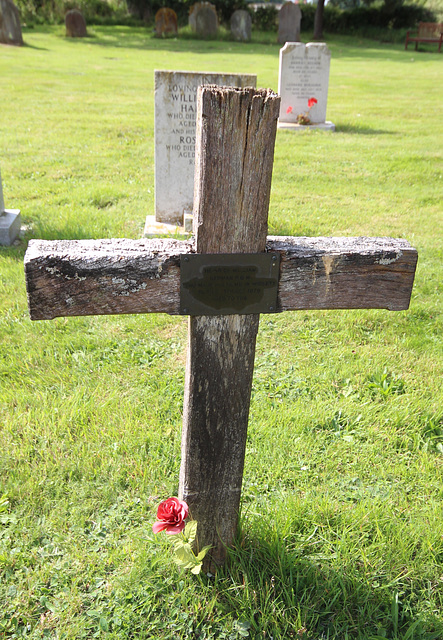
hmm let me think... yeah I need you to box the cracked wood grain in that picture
[24,236,417,320]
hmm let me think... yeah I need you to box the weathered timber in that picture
[179,86,281,572]
[24,236,417,321]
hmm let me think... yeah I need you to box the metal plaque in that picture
[180,253,280,316]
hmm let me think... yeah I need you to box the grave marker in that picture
[0,168,21,246]
[145,71,256,236]
[278,2,301,45]
[0,0,23,46]
[189,2,218,36]
[230,10,252,42]
[278,42,335,131]
[65,9,87,38]
[155,8,178,36]
[24,87,417,572]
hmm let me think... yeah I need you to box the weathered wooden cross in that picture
[24,87,417,572]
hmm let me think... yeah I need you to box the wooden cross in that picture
[24,87,417,573]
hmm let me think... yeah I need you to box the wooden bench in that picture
[405,22,443,52]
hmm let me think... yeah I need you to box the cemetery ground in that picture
[1,25,442,640]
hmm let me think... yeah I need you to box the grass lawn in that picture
[0,25,442,640]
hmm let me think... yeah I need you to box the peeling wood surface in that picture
[25,236,417,320]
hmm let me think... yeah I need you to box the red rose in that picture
[286,105,293,114]
[308,98,317,108]
[152,497,189,535]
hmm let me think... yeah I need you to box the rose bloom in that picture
[308,98,317,108]
[286,105,293,114]
[152,497,189,534]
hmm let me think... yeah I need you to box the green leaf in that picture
[196,545,212,562]
[190,563,202,574]
[99,616,109,632]
[183,520,197,545]
[174,543,196,569]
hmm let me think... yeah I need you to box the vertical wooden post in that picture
[179,87,280,570]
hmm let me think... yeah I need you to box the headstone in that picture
[230,10,252,42]
[65,10,87,38]
[0,0,23,46]
[155,8,178,36]
[0,169,21,246]
[145,70,256,234]
[278,2,301,45]
[278,42,335,131]
[189,2,218,37]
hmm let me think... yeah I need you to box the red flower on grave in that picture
[308,98,318,108]
[286,105,293,114]
[152,497,189,535]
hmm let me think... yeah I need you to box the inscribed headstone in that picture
[65,10,87,37]
[230,10,252,42]
[153,70,256,227]
[0,0,23,46]
[0,169,21,246]
[278,2,301,45]
[155,8,178,36]
[278,42,334,130]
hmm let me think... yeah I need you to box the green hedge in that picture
[15,0,436,31]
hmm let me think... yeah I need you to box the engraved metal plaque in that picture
[180,253,280,316]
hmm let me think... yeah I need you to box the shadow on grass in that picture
[22,41,49,50]
[334,123,398,135]
[212,531,443,639]
[53,25,427,62]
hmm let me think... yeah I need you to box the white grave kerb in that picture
[278,42,335,132]
[0,168,21,246]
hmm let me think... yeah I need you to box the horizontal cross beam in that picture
[24,235,417,321]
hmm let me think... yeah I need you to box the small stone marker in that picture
[155,8,178,36]
[189,1,218,37]
[230,10,252,42]
[278,2,301,45]
[0,169,21,246]
[145,70,256,235]
[0,0,23,46]
[278,42,335,131]
[24,87,417,572]
[65,9,87,38]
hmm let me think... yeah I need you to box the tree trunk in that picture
[314,0,325,40]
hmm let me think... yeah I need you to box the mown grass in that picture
[0,27,442,640]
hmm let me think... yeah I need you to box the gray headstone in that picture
[153,70,257,226]
[65,9,87,38]
[0,169,21,246]
[189,2,218,37]
[230,10,252,42]
[278,2,301,45]
[0,0,23,46]
[278,42,334,130]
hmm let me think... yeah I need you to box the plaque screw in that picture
[183,308,189,314]
[272,255,277,265]
[184,256,189,262]
[269,305,274,312]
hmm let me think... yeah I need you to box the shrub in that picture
[322,3,435,33]
[252,4,278,31]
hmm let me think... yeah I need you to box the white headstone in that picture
[152,70,256,228]
[278,42,335,131]
[0,168,21,246]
